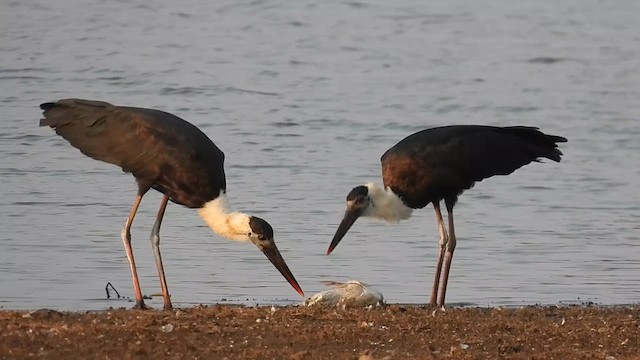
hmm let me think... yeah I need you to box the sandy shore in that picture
[1,304,639,359]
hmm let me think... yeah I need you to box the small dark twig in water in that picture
[105,282,121,299]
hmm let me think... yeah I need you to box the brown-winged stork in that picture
[40,98,304,310]
[327,125,566,307]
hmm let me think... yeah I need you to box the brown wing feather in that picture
[382,125,566,209]
[40,99,226,208]
[41,99,158,172]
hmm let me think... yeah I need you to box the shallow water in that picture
[1,0,638,310]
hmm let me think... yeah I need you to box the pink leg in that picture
[437,207,457,307]
[429,202,448,307]
[120,192,148,309]
[150,194,172,310]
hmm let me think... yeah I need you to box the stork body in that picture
[328,125,567,307]
[40,98,304,310]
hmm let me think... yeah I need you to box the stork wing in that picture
[40,99,226,207]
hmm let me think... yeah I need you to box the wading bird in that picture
[40,99,304,310]
[327,125,566,307]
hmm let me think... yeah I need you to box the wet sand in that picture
[1,304,638,359]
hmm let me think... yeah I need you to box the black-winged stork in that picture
[327,125,567,307]
[39,98,304,310]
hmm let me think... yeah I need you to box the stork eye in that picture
[258,235,267,241]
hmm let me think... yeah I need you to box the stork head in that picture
[197,198,304,297]
[241,216,303,297]
[327,185,371,255]
[327,183,413,255]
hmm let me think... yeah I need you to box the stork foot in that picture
[132,300,152,310]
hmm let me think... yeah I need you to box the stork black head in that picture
[248,216,304,297]
[248,216,274,242]
[327,185,372,255]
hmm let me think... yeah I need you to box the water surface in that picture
[1,0,638,310]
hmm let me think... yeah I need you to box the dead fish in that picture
[305,280,384,308]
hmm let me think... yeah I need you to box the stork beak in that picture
[261,242,305,297]
[327,207,362,255]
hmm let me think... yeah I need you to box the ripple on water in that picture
[1,0,639,310]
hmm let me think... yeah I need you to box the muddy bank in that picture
[1,304,639,359]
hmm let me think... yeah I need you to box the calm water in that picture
[1,0,638,310]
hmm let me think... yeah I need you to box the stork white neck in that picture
[197,194,251,242]
[363,182,413,222]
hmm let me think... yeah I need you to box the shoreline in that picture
[1,304,638,359]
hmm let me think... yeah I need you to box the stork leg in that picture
[437,200,457,307]
[120,192,148,310]
[150,194,172,310]
[429,202,448,307]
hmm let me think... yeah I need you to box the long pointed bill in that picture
[261,242,304,297]
[327,208,362,255]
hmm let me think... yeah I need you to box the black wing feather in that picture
[381,125,566,208]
